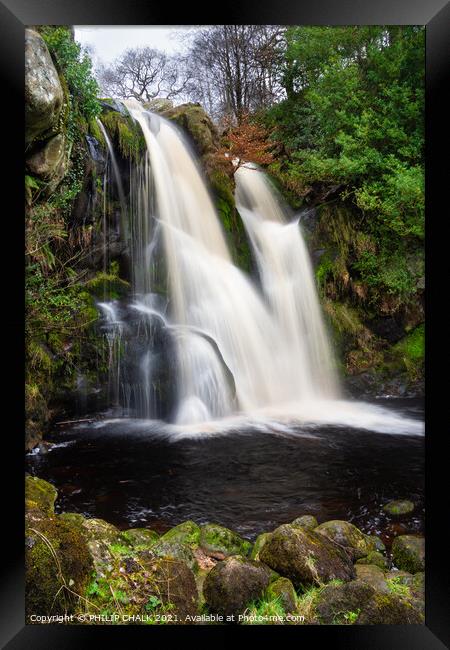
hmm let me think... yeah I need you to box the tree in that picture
[184,26,285,122]
[220,114,275,171]
[97,47,192,101]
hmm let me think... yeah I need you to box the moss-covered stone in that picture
[315,520,374,559]
[121,528,159,548]
[356,591,424,624]
[364,534,386,554]
[260,524,355,588]
[25,511,94,619]
[265,577,297,613]
[315,579,375,624]
[250,532,272,561]
[355,564,389,593]
[356,551,389,570]
[58,512,86,526]
[203,555,271,617]
[383,499,415,516]
[392,535,425,573]
[199,523,252,558]
[25,475,57,515]
[149,541,199,573]
[101,108,146,161]
[291,515,319,531]
[159,521,201,547]
[161,103,219,156]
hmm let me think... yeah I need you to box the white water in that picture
[96,99,423,436]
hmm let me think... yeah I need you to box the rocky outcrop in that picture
[25,29,64,144]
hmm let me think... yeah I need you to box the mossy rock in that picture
[86,271,130,301]
[58,512,86,526]
[356,591,424,624]
[382,500,415,516]
[364,534,386,554]
[159,521,201,547]
[250,532,272,561]
[81,517,130,577]
[162,103,219,155]
[148,541,199,573]
[291,515,318,531]
[354,564,389,593]
[203,555,271,617]
[315,579,376,624]
[356,551,389,570]
[259,524,355,589]
[265,577,297,613]
[25,511,93,619]
[391,535,425,573]
[315,520,374,559]
[82,517,126,546]
[25,475,57,515]
[199,523,252,558]
[101,108,146,161]
[121,528,159,548]
[138,556,199,622]
[87,555,199,623]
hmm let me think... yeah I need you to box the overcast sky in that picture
[74,26,198,66]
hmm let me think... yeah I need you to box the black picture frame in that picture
[1,1,448,647]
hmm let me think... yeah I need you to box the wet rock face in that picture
[203,556,272,617]
[25,29,64,144]
[315,519,380,559]
[260,524,355,588]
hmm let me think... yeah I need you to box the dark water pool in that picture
[26,398,424,546]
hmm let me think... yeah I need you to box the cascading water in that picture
[95,100,423,437]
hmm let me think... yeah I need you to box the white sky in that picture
[74,26,198,66]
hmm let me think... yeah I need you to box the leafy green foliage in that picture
[41,26,100,124]
[264,26,424,302]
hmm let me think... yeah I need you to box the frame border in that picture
[1,1,448,646]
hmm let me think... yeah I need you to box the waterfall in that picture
[95,99,336,424]
[235,163,339,401]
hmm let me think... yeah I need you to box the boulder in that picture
[199,523,252,558]
[121,528,159,548]
[203,555,271,617]
[315,579,376,624]
[149,541,199,573]
[25,510,93,619]
[159,520,200,547]
[392,535,425,573]
[355,564,389,593]
[265,577,297,613]
[259,524,355,588]
[356,592,424,624]
[25,29,64,143]
[25,475,57,515]
[291,515,318,530]
[382,500,415,516]
[26,133,68,186]
[315,520,374,559]
[356,551,389,570]
[250,532,271,561]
